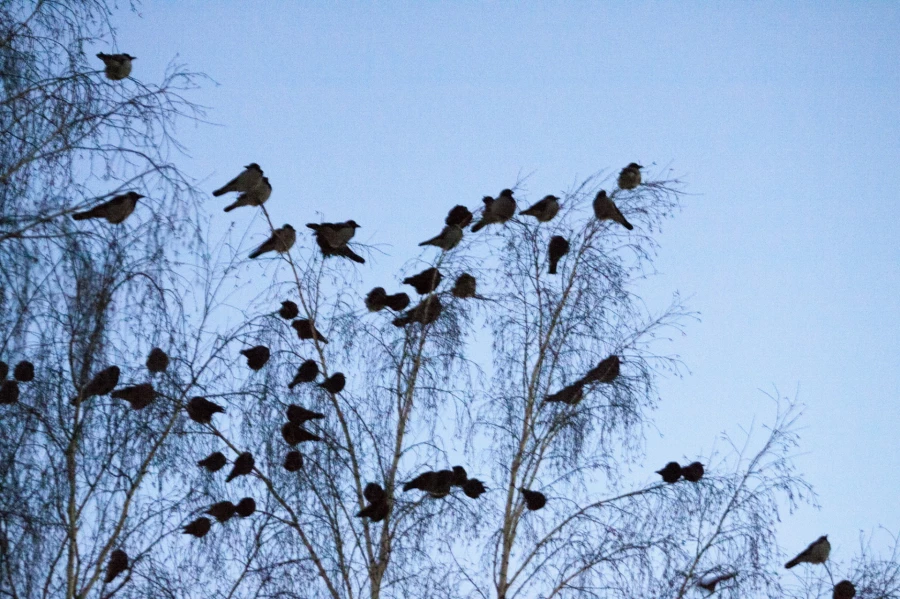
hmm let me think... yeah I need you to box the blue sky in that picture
[114,1,899,568]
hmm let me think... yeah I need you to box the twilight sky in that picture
[113,1,899,569]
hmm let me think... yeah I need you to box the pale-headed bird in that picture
[471,189,516,232]
[785,535,830,569]
[249,224,295,259]
[419,225,463,251]
[213,164,263,197]
[72,192,142,224]
[520,195,560,222]
[97,53,135,80]
[617,163,643,190]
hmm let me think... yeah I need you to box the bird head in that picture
[124,54,137,60]
[595,190,608,199]
[128,192,145,200]
[628,163,643,169]
[346,220,361,228]
[546,195,560,201]
[499,189,514,198]
[283,224,295,231]
[482,196,493,205]
[245,163,262,171]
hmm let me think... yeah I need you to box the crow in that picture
[656,462,682,484]
[110,383,156,410]
[284,451,304,472]
[462,478,486,499]
[451,273,477,298]
[785,535,830,569]
[451,465,468,486]
[235,497,256,517]
[72,192,142,224]
[471,189,516,232]
[278,300,299,320]
[384,292,411,311]
[365,287,388,312]
[213,164,263,197]
[104,549,129,583]
[520,195,560,222]
[592,190,633,230]
[182,517,211,538]
[291,319,328,343]
[240,346,270,371]
[146,347,169,373]
[544,382,584,405]
[225,452,254,483]
[318,373,346,394]
[13,360,34,382]
[286,404,325,424]
[288,360,319,388]
[281,422,322,445]
[224,176,271,212]
[833,580,856,599]
[186,396,225,424]
[403,267,442,295]
[393,296,442,328]
[582,355,620,384]
[96,52,135,80]
[681,461,705,483]
[197,452,227,472]
[249,224,296,259]
[72,366,120,405]
[520,488,547,511]
[548,236,569,275]
[205,501,237,523]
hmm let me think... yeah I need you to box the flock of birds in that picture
[0,53,858,597]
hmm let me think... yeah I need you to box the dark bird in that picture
[306,220,361,250]
[311,234,366,263]
[384,292,411,311]
[403,470,453,498]
[226,452,255,483]
[288,361,319,388]
[0,381,19,404]
[364,482,387,504]
[72,366,120,405]
[366,287,388,312]
[544,382,584,405]
[97,52,135,80]
[462,478,486,499]
[520,488,547,511]
[104,549,129,583]
[445,205,473,228]
[110,383,156,410]
[281,422,322,445]
[205,501,237,523]
[186,396,225,424]
[547,236,570,275]
[582,355,620,384]
[419,225,463,251]
[13,360,34,382]
[249,224,296,259]
[593,190,633,230]
[697,572,736,593]
[197,452,227,473]
[520,195,560,222]
[240,345,270,371]
[235,497,256,517]
[357,500,390,522]
[284,451,304,472]
[451,273,477,298]
[212,163,263,197]
[833,580,856,599]
[656,462,682,484]
[403,471,436,493]
[224,176,271,212]
[471,189,516,232]
[278,300,299,320]
[617,163,643,190]
[318,372,346,394]
[291,319,328,344]
[451,465,468,486]
[286,404,325,424]
[146,347,169,373]
[72,192,143,224]
[392,296,442,327]
[0,361,7,379]
[182,517,211,538]
[403,267,443,295]
[785,535,830,569]
[681,461,705,483]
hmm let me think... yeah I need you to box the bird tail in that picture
[470,220,486,233]
[306,223,321,231]
[223,201,239,212]
[248,245,268,259]
[287,380,298,390]
[418,239,433,247]
[341,247,366,263]
[392,316,409,327]
[225,472,236,483]
[621,218,634,230]
[785,558,800,569]
[548,261,558,275]
[72,211,91,220]
[212,187,228,197]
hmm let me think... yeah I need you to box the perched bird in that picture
[471,189,516,232]
[311,234,366,263]
[697,572,736,593]
[403,267,443,295]
[72,366,120,405]
[182,517,212,538]
[13,360,34,382]
[146,347,169,373]
[0,361,7,379]
[656,462,682,484]
[197,452,227,473]
[249,224,296,259]
[547,236,570,275]
[205,501,237,523]
[617,163,643,190]
[291,319,328,344]
[520,195,560,222]
[235,497,256,517]
[357,499,390,522]
[110,383,156,410]
[384,292,411,312]
[318,372,346,394]
[833,580,856,599]
[582,355,620,384]
[451,465,468,486]
[307,221,361,250]
[681,461,705,483]
[451,273,477,298]
[284,451,304,472]
[226,452,255,483]
[212,163,263,197]
[364,482,387,504]
[592,190,633,230]
[0,380,19,404]
[462,478,486,499]
[281,422,322,445]
[288,360,319,388]
[445,205,473,228]
[419,225,463,251]
[186,396,225,424]
[544,382,584,405]
[72,192,143,224]
[104,549,129,583]
[223,176,271,212]
[520,488,547,511]
[404,470,453,498]
[240,345,270,371]
[392,296,442,327]
[286,404,325,424]
[366,287,388,312]
[278,300,299,320]
[785,535,830,569]
[96,52,135,80]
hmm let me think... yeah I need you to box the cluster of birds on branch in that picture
[0,359,35,404]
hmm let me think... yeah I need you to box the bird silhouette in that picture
[785,535,830,569]
[278,300,299,320]
[384,292,411,311]
[392,296,442,327]
[445,205,473,228]
[366,287,388,311]
[307,221,361,250]
[451,465,468,486]
[186,396,225,424]
[364,482,387,504]
[72,366,120,405]
[419,225,463,251]
[656,462,682,484]
[224,176,271,212]
[310,230,366,263]
[286,404,325,424]
[547,236,570,274]
[288,361,319,388]
[197,452,227,472]
[520,488,547,511]
[110,383,156,410]
[833,580,856,599]
[281,422,322,445]
[96,52,135,80]
[205,501,237,523]
[104,549,129,583]
[13,360,34,382]
[73,192,143,224]
[226,452,254,483]
[403,267,443,295]
[544,382,584,405]
[0,380,19,404]
[240,346,270,371]
[617,163,643,190]
[249,224,296,259]
[520,195,560,222]
[182,517,211,538]
[582,355,620,384]
[462,478,486,499]
[451,273,477,299]
[291,319,328,344]
[404,470,453,498]
[681,461,705,483]
[284,451,304,472]
[697,572,736,592]
[0,361,7,379]
[146,347,169,373]
[357,500,390,522]
[212,164,263,197]
[592,190,633,230]
[318,373,346,394]
[471,189,516,232]
[235,497,256,517]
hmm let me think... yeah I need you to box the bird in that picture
[445,205,473,228]
[226,452,255,483]
[72,366,120,405]
[617,163,643,190]
[404,470,453,498]
[278,300,299,320]
[311,232,366,263]
[197,452,227,472]
[419,225,463,251]
[13,360,34,382]
[451,273,477,298]
[462,478,486,499]
[833,580,856,599]
[785,535,830,569]
[0,361,7,379]
[291,319,328,344]
[235,497,256,517]
[182,517,211,538]
[384,292,411,311]
[318,372,346,394]
[656,462,682,484]
[592,190,633,230]
[205,501,237,523]
[547,236,570,275]
[392,296,442,327]
[357,500,390,522]
[110,383,156,410]
[403,267,443,295]
[544,382,584,405]
[520,488,547,511]
[286,404,325,424]
[471,189,516,232]
[72,192,143,224]
[451,465,468,486]
[288,361,319,388]
[186,396,225,424]
[284,451,304,472]
[697,572,736,593]
[212,163,263,197]
[365,287,388,311]
[281,422,322,445]
[307,221,361,250]
[223,176,271,212]
[364,482,387,504]
[96,53,135,80]
[249,224,296,259]
[240,346,270,371]
[681,461,705,483]
[146,348,169,373]
[520,195,560,222]
[582,355,620,384]
[104,549,129,583]
[0,380,19,404]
